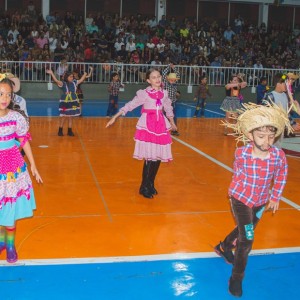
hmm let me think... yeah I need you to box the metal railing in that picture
[0,60,298,88]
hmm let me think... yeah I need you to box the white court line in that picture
[180,102,226,116]
[172,136,300,211]
[1,247,299,266]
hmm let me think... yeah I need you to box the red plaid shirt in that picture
[229,143,287,207]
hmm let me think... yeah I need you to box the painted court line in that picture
[180,102,225,116]
[1,247,299,266]
[173,136,300,210]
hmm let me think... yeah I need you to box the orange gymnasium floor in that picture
[0,112,300,299]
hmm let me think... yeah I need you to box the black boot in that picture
[67,128,75,136]
[58,127,63,136]
[149,160,161,195]
[139,161,153,199]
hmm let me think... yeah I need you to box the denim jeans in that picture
[106,95,119,117]
[194,98,206,116]
[171,101,178,126]
[223,197,266,281]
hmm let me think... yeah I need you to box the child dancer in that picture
[106,68,177,198]
[220,74,247,135]
[214,102,292,297]
[73,67,93,117]
[193,75,212,118]
[0,73,42,263]
[46,68,90,136]
[106,72,124,117]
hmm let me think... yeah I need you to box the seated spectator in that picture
[35,32,48,49]
[125,37,136,54]
[116,44,128,62]
[114,36,125,54]
[87,21,99,35]
[209,56,224,85]
[85,13,94,30]
[223,26,235,44]
[148,16,157,29]
[54,42,65,62]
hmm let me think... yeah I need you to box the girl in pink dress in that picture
[0,74,43,263]
[106,68,177,198]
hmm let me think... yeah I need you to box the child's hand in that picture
[106,117,116,128]
[31,166,43,184]
[171,124,177,132]
[266,200,279,214]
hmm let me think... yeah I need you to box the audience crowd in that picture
[0,5,300,84]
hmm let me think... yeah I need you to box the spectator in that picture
[223,26,235,44]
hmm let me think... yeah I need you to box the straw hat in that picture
[286,72,299,80]
[222,102,293,144]
[167,72,179,82]
[0,73,20,93]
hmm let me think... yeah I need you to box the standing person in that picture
[256,77,269,104]
[263,73,300,141]
[73,66,93,117]
[106,68,177,199]
[46,69,90,136]
[162,63,180,136]
[220,74,247,135]
[12,93,28,117]
[214,102,292,297]
[0,74,43,263]
[193,75,212,118]
[106,72,124,118]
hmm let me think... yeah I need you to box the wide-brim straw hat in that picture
[286,72,299,80]
[222,102,293,144]
[0,73,21,93]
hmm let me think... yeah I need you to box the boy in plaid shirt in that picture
[214,102,292,297]
[106,72,124,117]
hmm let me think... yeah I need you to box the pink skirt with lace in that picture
[133,110,173,162]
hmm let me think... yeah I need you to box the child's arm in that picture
[106,110,123,128]
[85,66,94,79]
[22,141,43,183]
[46,69,62,86]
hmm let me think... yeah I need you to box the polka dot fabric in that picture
[0,110,36,226]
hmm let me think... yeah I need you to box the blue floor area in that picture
[0,252,299,299]
[26,99,225,118]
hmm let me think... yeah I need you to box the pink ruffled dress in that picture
[0,110,36,226]
[120,87,174,162]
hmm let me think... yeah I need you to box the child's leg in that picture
[0,226,6,252]
[230,197,256,281]
[194,98,200,117]
[5,226,18,263]
[106,96,115,117]
[224,112,231,135]
[113,96,119,116]
[58,116,65,136]
[200,98,206,116]
[68,117,75,136]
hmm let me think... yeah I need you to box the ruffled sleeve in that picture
[120,89,146,115]
[162,90,174,118]
[14,111,30,147]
